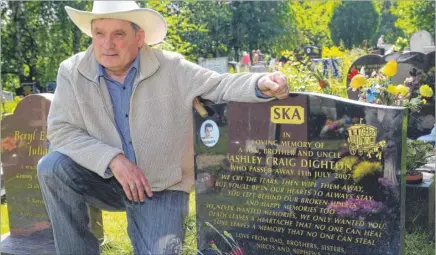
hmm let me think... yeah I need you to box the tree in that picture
[391,1,435,38]
[1,1,91,92]
[372,1,404,46]
[290,0,341,48]
[329,1,379,49]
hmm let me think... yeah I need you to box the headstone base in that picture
[405,178,435,239]
[1,231,55,255]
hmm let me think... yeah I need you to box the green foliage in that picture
[1,96,22,117]
[373,1,405,46]
[329,1,379,49]
[277,51,320,93]
[1,1,91,92]
[290,0,341,48]
[391,1,436,38]
[393,36,409,52]
[406,139,434,173]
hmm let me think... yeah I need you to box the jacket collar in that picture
[77,44,160,83]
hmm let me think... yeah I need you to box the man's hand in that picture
[257,72,289,99]
[109,154,152,202]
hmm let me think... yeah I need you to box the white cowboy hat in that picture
[65,1,167,45]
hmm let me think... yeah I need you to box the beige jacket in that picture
[48,45,269,193]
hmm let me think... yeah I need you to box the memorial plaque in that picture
[194,93,406,255]
[1,94,103,255]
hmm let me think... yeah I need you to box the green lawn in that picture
[1,193,435,255]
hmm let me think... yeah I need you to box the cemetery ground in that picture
[1,193,434,255]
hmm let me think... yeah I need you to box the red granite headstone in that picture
[1,94,104,255]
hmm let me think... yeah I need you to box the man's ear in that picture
[137,29,146,48]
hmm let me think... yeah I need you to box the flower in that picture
[365,87,379,103]
[333,156,359,173]
[231,248,246,255]
[419,84,433,98]
[350,74,366,91]
[422,99,427,104]
[353,161,382,182]
[386,85,397,94]
[381,60,398,77]
[328,199,385,218]
[396,85,409,96]
[1,135,18,152]
[348,67,360,80]
[319,80,327,88]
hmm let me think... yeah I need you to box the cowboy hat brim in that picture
[65,6,167,45]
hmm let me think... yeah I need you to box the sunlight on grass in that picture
[100,211,132,255]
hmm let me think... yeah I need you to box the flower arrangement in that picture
[319,114,352,137]
[353,161,382,182]
[327,198,385,218]
[332,156,359,173]
[349,60,433,112]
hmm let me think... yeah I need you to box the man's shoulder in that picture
[151,48,184,63]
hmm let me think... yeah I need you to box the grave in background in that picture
[0,94,104,255]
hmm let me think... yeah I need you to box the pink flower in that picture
[232,247,245,255]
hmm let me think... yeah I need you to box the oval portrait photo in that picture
[200,120,219,147]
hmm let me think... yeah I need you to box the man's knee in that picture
[37,151,71,180]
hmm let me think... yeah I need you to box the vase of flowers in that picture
[349,60,433,112]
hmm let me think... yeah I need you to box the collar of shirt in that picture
[94,54,140,84]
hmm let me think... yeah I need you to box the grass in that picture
[1,194,435,255]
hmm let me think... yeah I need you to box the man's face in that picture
[91,19,145,73]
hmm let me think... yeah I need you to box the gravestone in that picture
[1,94,104,255]
[199,57,229,74]
[194,93,406,255]
[346,55,386,100]
[410,30,434,54]
[346,52,435,140]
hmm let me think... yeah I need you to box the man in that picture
[37,1,289,255]
[377,35,385,55]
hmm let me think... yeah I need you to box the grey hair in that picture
[131,22,140,32]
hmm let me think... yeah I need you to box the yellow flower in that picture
[386,85,397,94]
[422,99,427,104]
[350,74,366,91]
[333,156,359,173]
[381,60,398,77]
[396,85,409,96]
[419,85,434,98]
[353,161,382,182]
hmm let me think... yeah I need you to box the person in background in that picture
[240,51,251,72]
[362,40,368,52]
[377,35,385,55]
[36,1,290,255]
[252,49,259,65]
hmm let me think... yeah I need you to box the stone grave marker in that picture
[410,30,434,54]
[1,94,104,255]
[194,93,406,255]
[346,52,435,140]
[346,55,386,100]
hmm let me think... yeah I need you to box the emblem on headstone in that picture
[347,122,386,159]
